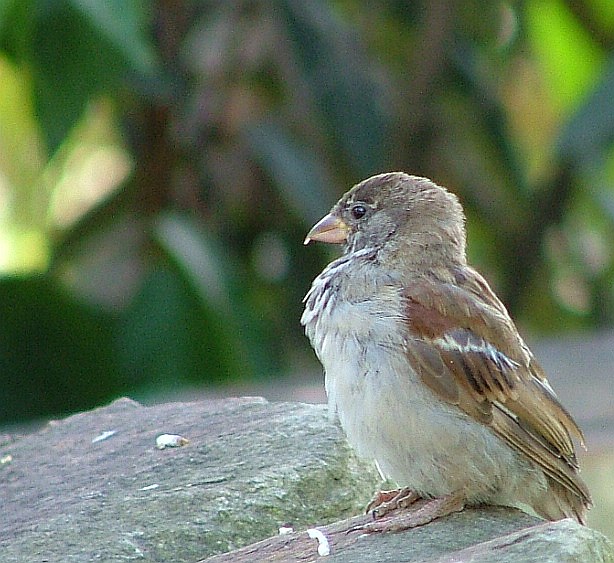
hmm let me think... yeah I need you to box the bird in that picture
[301,172,591,531]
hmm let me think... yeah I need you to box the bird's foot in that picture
[366,487,420,518]
[354,492,465,534]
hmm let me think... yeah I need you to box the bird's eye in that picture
[351,204,367,220]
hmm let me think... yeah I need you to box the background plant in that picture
[0,0,613,424]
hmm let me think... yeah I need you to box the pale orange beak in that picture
[304,213,349,245]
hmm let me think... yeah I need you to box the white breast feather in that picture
[302,253,547,505]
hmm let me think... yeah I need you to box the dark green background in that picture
[0,0,613,425]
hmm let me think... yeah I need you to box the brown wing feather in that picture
[404,268,591,508]
[406,339,459,404]
[455,266,586,448]
[491,407,591,504]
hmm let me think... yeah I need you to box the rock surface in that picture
[2,397,613,562]
[204,508,613,563]
[1,397,379,562]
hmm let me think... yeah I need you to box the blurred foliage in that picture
[0,0,614,424]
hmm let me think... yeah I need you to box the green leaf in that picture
[280,0,389,176]
[526,0,605,114]
[0,274,120,423]
[3,0,159,155]
[244,120,336,224]
[31,2,128,153]
[70,0,158,76]
[116,263,240,389]
[152,211,271,382]
[557,55,614,166]
[0,0,37,62]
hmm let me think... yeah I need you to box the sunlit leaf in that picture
[526,0,605,114]
[0,56,44,193]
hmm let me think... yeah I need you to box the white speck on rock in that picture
[92,430,117,443]
[156,434,189,449]
[307,528,330,556]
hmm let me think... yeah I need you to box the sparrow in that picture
[301,172,591,531]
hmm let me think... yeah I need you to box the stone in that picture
[2,397,613,562]
[1,397,380,562]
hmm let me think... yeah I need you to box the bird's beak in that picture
[304,213,349,245]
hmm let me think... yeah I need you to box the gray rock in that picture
[203,503,614,563]
[2,397,613,562]
[1,397,379,562]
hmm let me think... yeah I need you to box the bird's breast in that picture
[302,262,426,456]
[302,263,526,497]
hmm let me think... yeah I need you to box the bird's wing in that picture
[403,266,591,504]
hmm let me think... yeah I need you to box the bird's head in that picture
[305,172,467,267]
